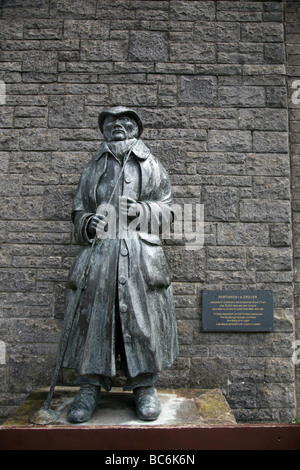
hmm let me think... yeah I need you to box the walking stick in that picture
[30,147,133,424]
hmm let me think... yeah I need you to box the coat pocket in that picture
[141,239,171,288]
[66,247,91,290]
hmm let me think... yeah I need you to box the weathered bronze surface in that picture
[56,106,178,423]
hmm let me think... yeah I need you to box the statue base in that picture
[4,386,236,427]
[2,388,300,450]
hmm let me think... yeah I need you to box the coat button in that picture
[120,304,127,313]
[120,247,128,256]
[123,334,131,343]
[124,175,132,183]
[119,275,127,284]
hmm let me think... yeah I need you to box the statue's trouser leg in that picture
[115,303,159,391]
[72,292,160,420]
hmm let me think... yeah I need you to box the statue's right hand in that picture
[87,214,107,239]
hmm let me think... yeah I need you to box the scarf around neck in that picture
[106,138,138,163]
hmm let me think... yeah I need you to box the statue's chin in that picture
[112,131,126,141]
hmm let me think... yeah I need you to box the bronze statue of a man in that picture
[61,106,178,422]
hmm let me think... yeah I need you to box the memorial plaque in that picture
[202,290,273,332]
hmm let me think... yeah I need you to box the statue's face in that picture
[103,115,139,142]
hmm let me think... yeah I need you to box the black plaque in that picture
[202,290,273,332]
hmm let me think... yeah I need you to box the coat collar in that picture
[95,139,151,162]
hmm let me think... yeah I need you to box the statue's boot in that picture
[67,384,100,423]
[133,386,161,421]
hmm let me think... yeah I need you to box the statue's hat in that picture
[98,106,143,137]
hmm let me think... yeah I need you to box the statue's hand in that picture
[119,196,141,219]
[87,214,107,239]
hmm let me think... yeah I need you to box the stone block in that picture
[20,129,60,151]
[80,40,127,61]
[265,358,294,384]
[264,43,286,64]
[241,23,284,42]
[238,108,288,131]
[165,247,206,282]
[227,383,257,410]
[156,63,195,74]
[23,51,57,73]
[240,199,290,223]
[170,42,215,63]
[129,31,168,62]
[207,246,246,260]
[44,186,75,221]
[208,130,252,152]
[256,271,293,284]
[0,131,19,151]
[96,5,135,21]
[265,86,287,108]
[245,153,290,176]
[202,187,238,221]
[243,64,286,77]
[0,153,9,174]
[190,358,231,389]
[0,175,22,196]
[217,10,263,22]
[139,107,189,129]
[23,19,64,40]
[1,1,50,18]
[170,1,215,21]
[189,106,238,130]
[253,131,289,153]
[253,176,290,200]
[15,106,48,119]
[194,21,240,42]
[177,320,195,345]
[63,20,110,39]
[217,223,269,246]
[0,20,24,39]
[49,95,84,128]
[50,0,97,18]
[216,2,263,12]
[270,224,292,247]
[219,86,265,107]
[110,85,157,107]
[51,152,90,174]
[206,256,246,272]
[178,76,217,106]
[247,247,292,271]
[1,196,43,220]
[217,42,264,64]
[0,269,36,292]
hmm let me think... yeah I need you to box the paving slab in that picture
[3,386,236,427]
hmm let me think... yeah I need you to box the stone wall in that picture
[286,0,300,419]
[0,0,296,423]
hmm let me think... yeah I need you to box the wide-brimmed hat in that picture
[98,106,143,137]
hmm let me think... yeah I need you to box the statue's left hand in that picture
[119,196,141,218]
[87,213,107,239]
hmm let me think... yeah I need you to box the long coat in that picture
[61,139,178,381]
